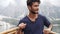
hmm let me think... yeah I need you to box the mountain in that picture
[0,0,60,33]
[40,2,60,19]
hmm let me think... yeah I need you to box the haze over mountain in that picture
[0,0,60,33]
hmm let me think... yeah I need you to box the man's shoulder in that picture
[20,16,28,22]
[18,16,28,24]
[39,14,46,18]
[39,14,49,21]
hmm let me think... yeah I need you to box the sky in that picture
[46,0,60,7]
[0,0,16,8]
[0,0,60,8]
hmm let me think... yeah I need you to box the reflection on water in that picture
[0,21,16,32]
[52,20,60,34]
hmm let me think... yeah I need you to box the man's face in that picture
[28,2,40,14]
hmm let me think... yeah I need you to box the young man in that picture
[17,0,52,34]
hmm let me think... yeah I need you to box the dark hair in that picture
[27,0,41,6]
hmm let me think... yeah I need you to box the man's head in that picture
[27,0,41,14]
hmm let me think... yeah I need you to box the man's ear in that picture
[28,6,31,10]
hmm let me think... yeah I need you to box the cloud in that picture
[0,0,16,8]
[19,0,27,6]
[40,0,45,4]
[0,0,9,7]
[46,0,60,7]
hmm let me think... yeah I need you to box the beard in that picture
[30,11,38,14]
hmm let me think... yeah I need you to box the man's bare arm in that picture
[48,24,53,30]
[43,24,53,34]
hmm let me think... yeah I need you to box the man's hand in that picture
[16,23,26,34]
[19,23,26,29]
[43,28,51,34]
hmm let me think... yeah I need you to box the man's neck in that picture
[28,12,38,20]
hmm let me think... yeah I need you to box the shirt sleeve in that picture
[17,20,25,32]
[17,20,23,26]
[43,16,51,27]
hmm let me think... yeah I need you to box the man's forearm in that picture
[48,24,53,30]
